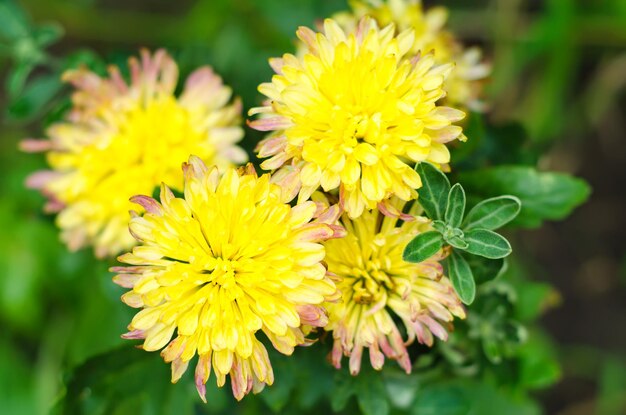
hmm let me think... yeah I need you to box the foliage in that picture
[0,0,618,414]
[403,162,521,304]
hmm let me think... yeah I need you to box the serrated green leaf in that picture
[460,166,590,228]
[403,231,443,264]
[445,183,466,228]
[463,196,521,231]
[448,250,475,304]
[415,162,450,220]
[464,229,512,259]
[464,255,506,285]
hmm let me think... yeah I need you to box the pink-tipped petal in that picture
[247,117,293,132]
[19,139,52,152]
[130,195,163,215]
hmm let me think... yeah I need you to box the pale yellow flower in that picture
[334,0,491,110]
[323,199,465,374]
[250,18,465,219]
[114,157,342,401]
[22,49,247,257]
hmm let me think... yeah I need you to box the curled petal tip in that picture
[121,330,146,340]
[129,195,162,215]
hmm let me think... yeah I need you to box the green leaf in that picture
[62,49,107,74]
[5,60,35,98]
[463,196,521,231]
[447,250,475,304]
[514,281,559,322]
[460,166,590,228]
[444,379,541,415]
[445,183,466,228]
[32,23,63,48]
[450,116,539,169]
[0,0,30,40]
[260,354,296,412]
[464,229,512,259]
[432,220,447,234]
[355,374,389,415]
[403,231,443,264]
[6,73,61,121]
[54,345,199,415]
[330,372,356,412]
[464,255,506,285]
[446,235,468,250]
[384,371,420,409]
[415,162,451,220]
[411,384,469,415]
[517,331,561,390]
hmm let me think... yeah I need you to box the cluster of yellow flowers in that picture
[25,0,487,402]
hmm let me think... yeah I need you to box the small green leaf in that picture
[464,229,512,259]
[483,337,505,364]
[6,73,61,121]
[6,60,35,98]
[446,235,468,250]
[464,255,505,285]
[445,183,466,228]
[448,250,475,304]
[32,23,63,48]
[463,196,521,231]
[415,162,451,220]
[432,220,447,234]
[460,166,590,228]
[403,231,443,264]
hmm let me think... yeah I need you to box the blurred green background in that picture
[0,0,625,414]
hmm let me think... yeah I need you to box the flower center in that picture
[202,257,241,289]
[67,95,209,219]
[351,257,394,305]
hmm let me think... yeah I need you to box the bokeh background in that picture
[0,0,625,414]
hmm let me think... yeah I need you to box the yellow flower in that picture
[113,156,340,401]
[250,18,465,219]
[22,49,247,257]
[333,0,491,110]
[323,199,465,374]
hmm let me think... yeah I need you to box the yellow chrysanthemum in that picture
[22,49,247,257]
[333,0,491,110]
[113,156,341,401]
[250,18,465,219]
[322,199,465,374]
